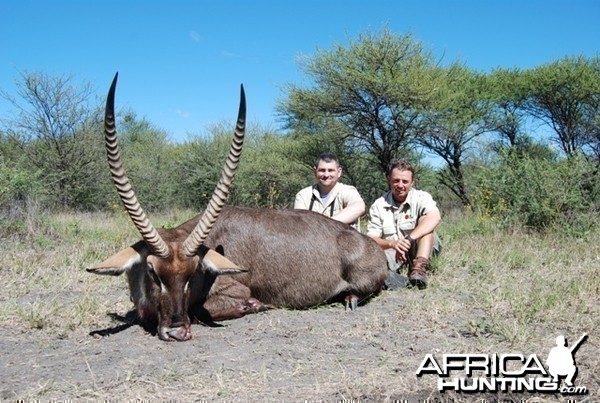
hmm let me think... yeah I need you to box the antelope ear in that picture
[203,248,248,276]
[87,241,148,276]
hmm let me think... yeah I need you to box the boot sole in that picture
[408,273,427,289]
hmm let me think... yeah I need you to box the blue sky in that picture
[1,1,599,143]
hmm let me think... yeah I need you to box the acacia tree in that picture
[522,56,600,157]
[0,71,106,208]
[587,108,600,162]
[484,67,531,148]
[279,29,444,174]
[417,64,492,207]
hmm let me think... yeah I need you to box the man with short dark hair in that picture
[367,160,442,289]
[294,153,366,228]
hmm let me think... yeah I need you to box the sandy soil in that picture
[2,281,596,402]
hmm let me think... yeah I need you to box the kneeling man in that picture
[367,160,442,289]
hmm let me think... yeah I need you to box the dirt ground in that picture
[1,281,596,402]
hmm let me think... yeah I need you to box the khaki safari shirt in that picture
[367,188,440,243]
[294,183,364,226]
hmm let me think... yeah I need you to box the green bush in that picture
[473,151,599,233]
[0,160,48,238]
[0,162,46,209]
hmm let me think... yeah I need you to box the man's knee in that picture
[385,249,400,272]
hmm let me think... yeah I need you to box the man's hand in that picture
[389,237,413,264]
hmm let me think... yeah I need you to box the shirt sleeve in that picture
[366,201,383,237]
[416,191,439,216]
[339,185,364,206]
[294,187,312,210]
[294,190,307,209]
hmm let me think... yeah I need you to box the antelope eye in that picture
[147,263,161,285]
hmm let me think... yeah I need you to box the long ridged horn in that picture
[182,85,246,257]
[104,73,170,258]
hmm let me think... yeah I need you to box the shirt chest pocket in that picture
[398,217,417,231]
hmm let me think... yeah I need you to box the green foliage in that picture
[0,160,45,208]
[177,125,312,210]
[174,126,235,210]
[0,71,111,210]
[1,50,599,219]
[0,155,49,238]
[483,67,530,147]
[342,152,387,206]
[280,28,443,173]
[473,150,599,233]
[232,132,310,208]
[418,65,493,206]
[523,56,600,156]
[116,112,178,211]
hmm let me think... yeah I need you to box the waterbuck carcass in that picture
[88,74,388,341]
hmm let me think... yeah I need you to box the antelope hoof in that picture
[243,297,268,314]
[345,295,359,312]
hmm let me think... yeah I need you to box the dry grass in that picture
[0,209,598,401]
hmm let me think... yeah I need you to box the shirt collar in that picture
[313,182,338,198]
[384,190,412,212]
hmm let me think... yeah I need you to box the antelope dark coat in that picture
[89,73,387,342]
[188,206,388,312]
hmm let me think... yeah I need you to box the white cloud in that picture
[189,31,202,43]
[176,109,190,119]
[221,50,241,58]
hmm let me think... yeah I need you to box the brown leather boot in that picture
[408,256,429,289]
